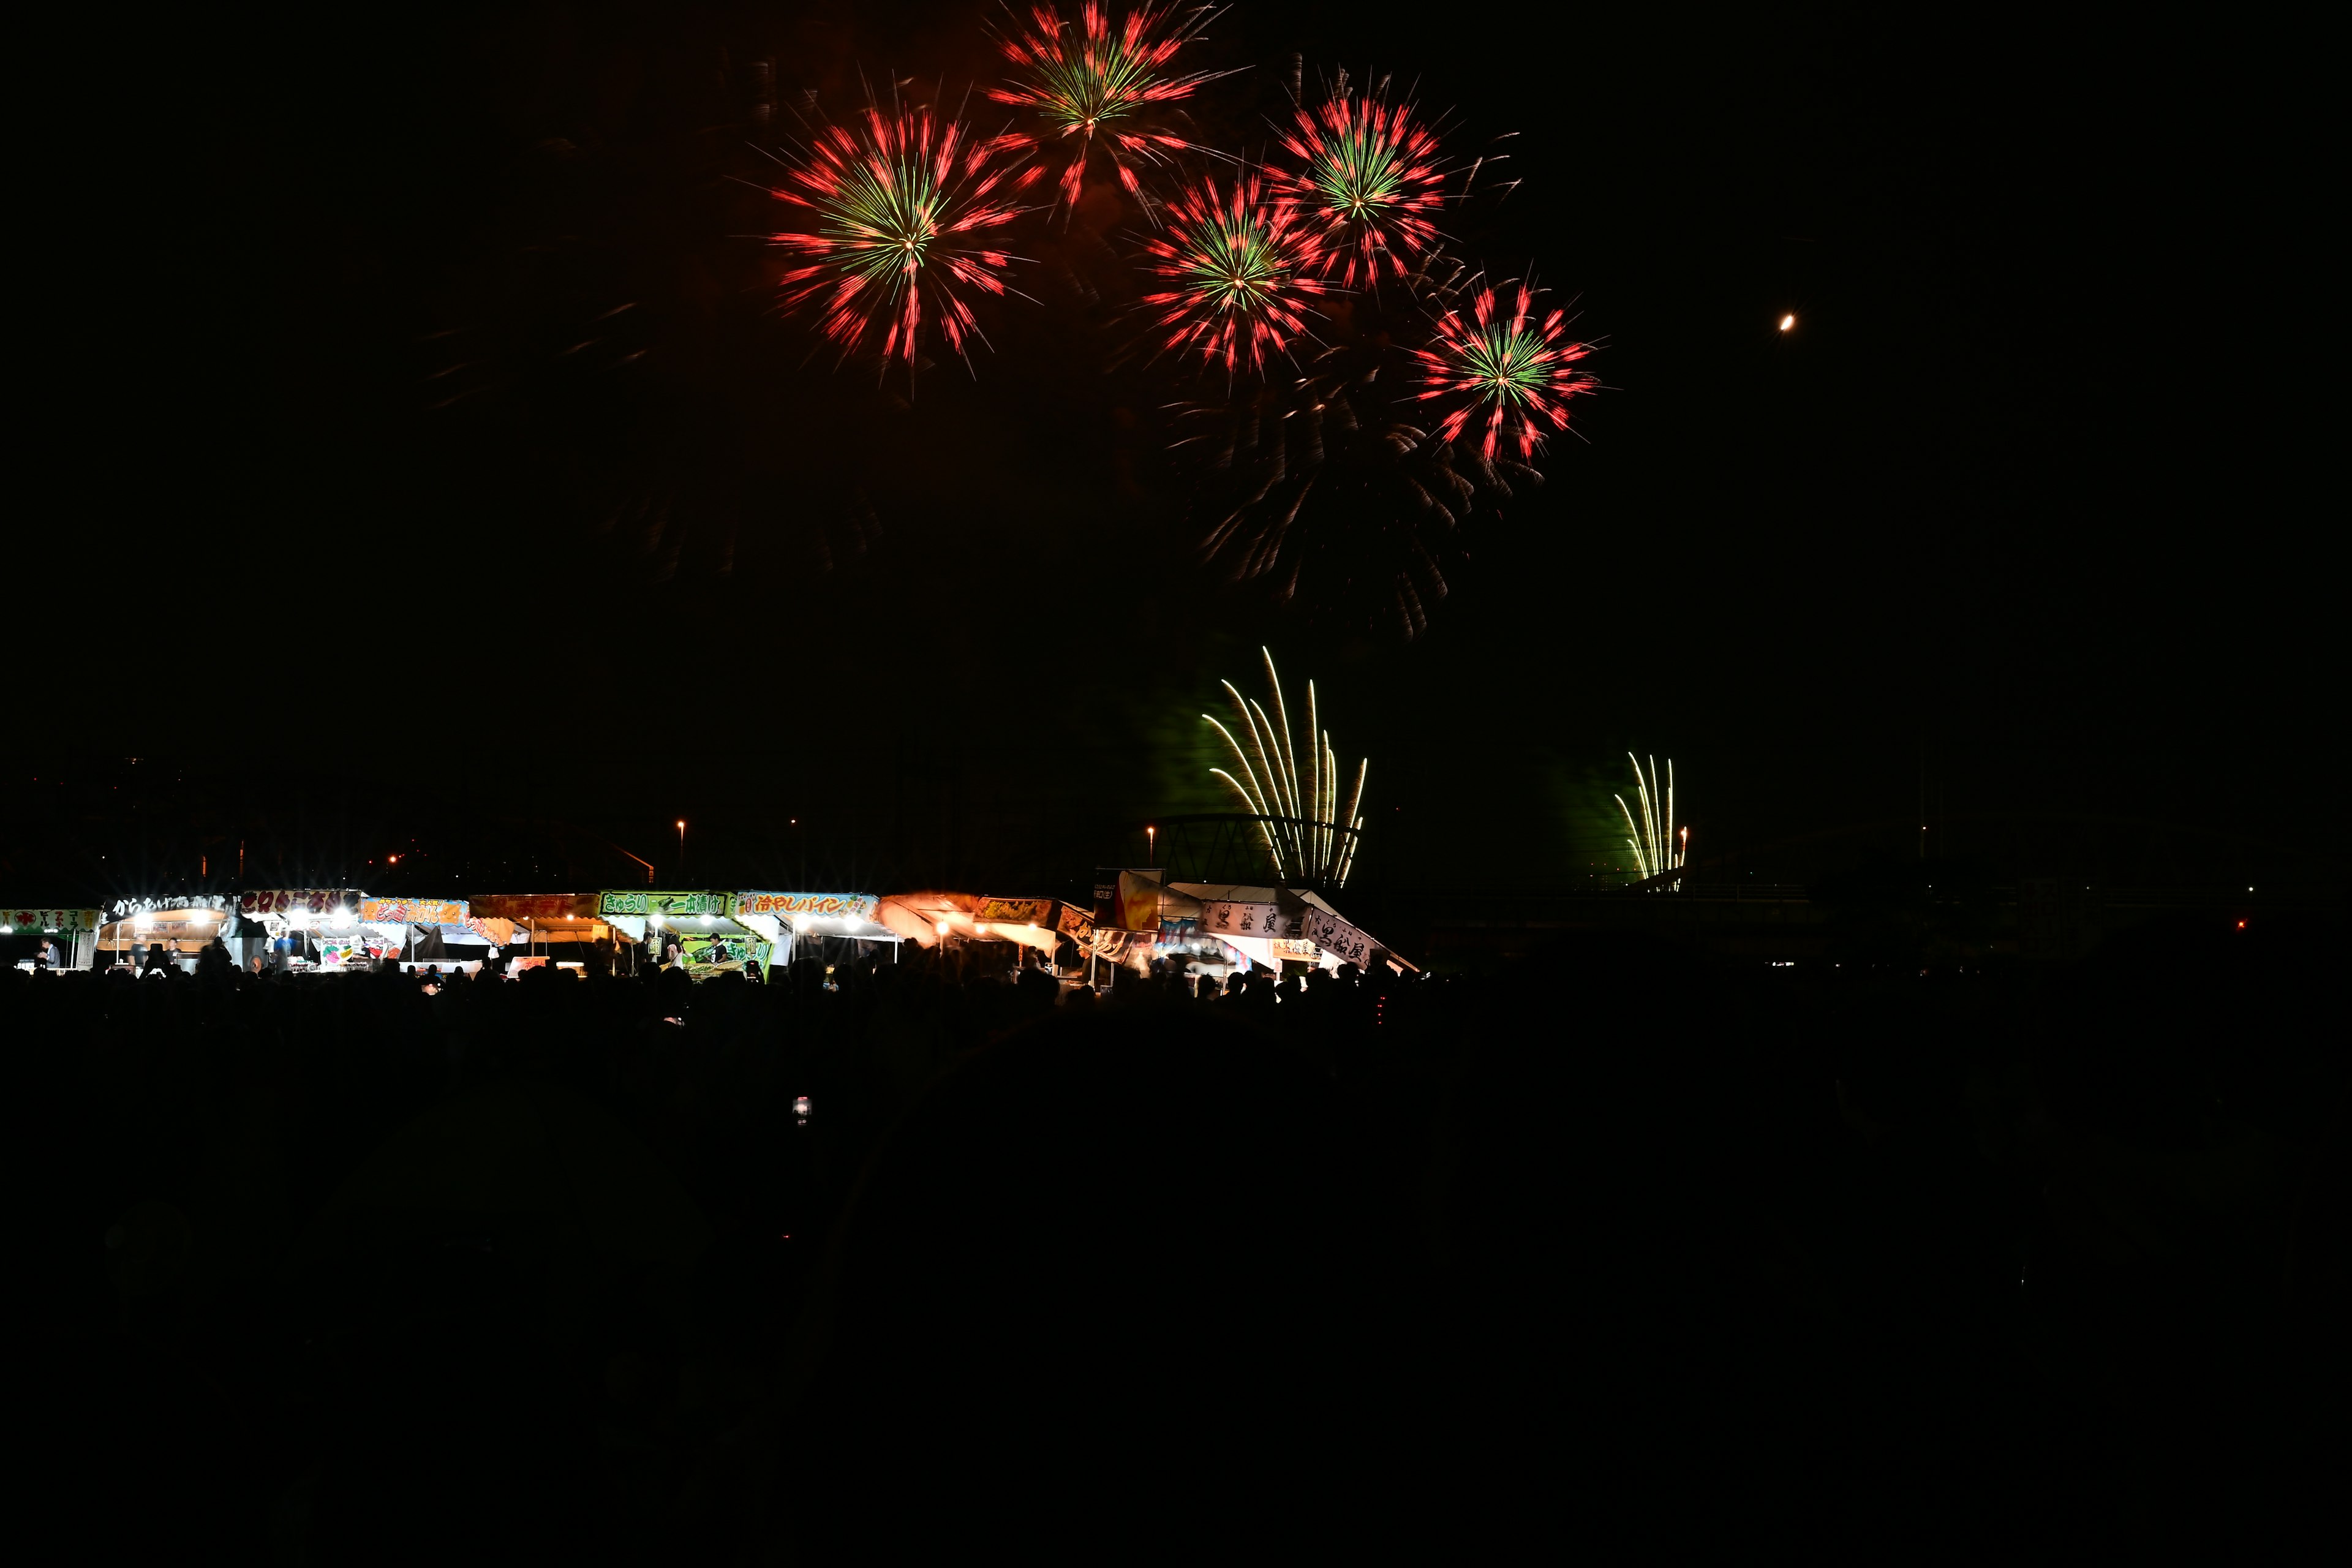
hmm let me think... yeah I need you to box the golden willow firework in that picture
[1202,649,1367,885]
[1414,280,1599,459]
[1142,173,1328,375]
[1268,86,1447,288]
[988,2,1226,214]
[766,106,1039,380]
[1616,753,1686,883]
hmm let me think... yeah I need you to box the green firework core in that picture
[823,160,943,282]
[1038,40,1157,133]
[1460,323,1549,405]
[1310,130,1406,219]
[1186,219,1289,314]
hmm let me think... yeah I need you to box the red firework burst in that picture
[987,3,1223,213]
[1142,175,1329,375]
[1413,283,1597,459]
[767,106,1038,376]
[1269,91,1446,287]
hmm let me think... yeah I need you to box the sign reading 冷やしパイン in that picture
[729,892,881,921]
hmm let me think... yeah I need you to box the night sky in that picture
[14,4,2323,900]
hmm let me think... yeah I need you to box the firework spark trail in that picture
[1414,281,1598,459]
[988,2,1226,214]
[1202,649,1366,884]
[1615,753,1683,883]
[1142,174,1328,374]
[1270,89,1446,287]
[766,105,1040,379]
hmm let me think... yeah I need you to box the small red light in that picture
[2236,919,2246,929]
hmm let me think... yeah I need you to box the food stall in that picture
[356,897,492,971]
[98,893,242,971]
[1170,882,1412,976]
[466,893,614,971]
[594,889,771,978]
[234,888,372,971]
[728,891,899,971]
[3,907,102,970]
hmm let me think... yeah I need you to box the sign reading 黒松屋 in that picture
[1302,907,1379,969]
[1199,899,1305,941]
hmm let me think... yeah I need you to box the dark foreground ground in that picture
[28,918,2345,1562]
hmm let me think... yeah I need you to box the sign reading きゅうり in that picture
[729,892,880,922]
[1302,907,1378,968]
[599,890,728,919]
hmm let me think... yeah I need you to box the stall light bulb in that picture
[935,919,951,935]
[700,914,714,927]
[0,925,12,935]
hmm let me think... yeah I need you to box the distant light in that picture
[676,819,685,828]
[2237,919,2247,929]
[1779,314,1796,331]
[388,854,399,864]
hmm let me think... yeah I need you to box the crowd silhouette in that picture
[24,914,2340,1560]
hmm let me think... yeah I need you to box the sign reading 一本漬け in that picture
[1302,907,1378,968]
[8,909,100,932]
[729,892,880,922]
[975,896,1054,925]
[1199,900,1303,940]
[599,890,727,918]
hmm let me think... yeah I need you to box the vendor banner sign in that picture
[975,896,1054,925]
[675,932,773,975]
[472,893,597,921]
[730,891,880,922]
[599,889,727,918]
[359,898,467,926]
[7,908,100,932]
[238,889,361,916]
[1055,902,1095,941]
[1302,907,1379,969]
[109,894,235,922]
[1198,898,1305,941]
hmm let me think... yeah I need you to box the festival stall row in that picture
[595,889,900,977]
[1086,870,1410,982]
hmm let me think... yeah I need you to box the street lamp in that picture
[676,819,686,877]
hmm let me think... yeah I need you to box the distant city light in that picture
[1779,314,1796,331]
